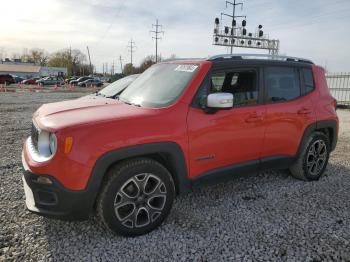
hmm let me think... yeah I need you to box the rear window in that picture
[265,67,301,102]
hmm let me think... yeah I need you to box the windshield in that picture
[119,64,199,107]
[99,75,139,97]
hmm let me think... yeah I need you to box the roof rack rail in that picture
[207,54,314,64]
[162,58,205,62]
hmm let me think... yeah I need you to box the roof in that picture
[0,64,41,73]
[207,54,314,64]
[163,54,314,66]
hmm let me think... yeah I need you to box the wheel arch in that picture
[297,119,338,159]
[85,142,191,210]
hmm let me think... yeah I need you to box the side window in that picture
[265,67,300,102]
[210,70,258,107]
[302,68,315,93]
[192,69,258,108]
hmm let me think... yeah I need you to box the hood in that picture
[34,98,154,131]
[78,94,104,100]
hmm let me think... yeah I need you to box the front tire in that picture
[289,132,330,181]
[97,158,175,236]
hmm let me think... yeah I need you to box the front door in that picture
[187,67,266,179]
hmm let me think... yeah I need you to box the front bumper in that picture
[21,151,94,220]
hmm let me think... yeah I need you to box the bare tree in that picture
[29,49,49,66]
[48,48,91,76]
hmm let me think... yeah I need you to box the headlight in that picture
[49,133,57,155]
[37,131,57,158]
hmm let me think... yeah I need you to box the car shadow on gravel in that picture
[38,162,350,260]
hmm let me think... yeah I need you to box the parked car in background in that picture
[70,76,93,86]
[65,76,78,84]
[11,75,25,83]
[80,74,140,99]
[100,77,111,83]
[0,74,15,85]
[78,78,103,87]
[22,77,40,85]
[36,76,64,86]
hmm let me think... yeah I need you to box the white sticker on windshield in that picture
[174,64,198,73]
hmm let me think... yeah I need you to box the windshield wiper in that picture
[95,92,106,97]
[122,100,141,107]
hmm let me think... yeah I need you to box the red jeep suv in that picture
[22,54,338,236]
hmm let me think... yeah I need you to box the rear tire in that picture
[97,158,175,236]
[289,132,330,181]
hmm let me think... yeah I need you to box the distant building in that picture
[0,60,67,78]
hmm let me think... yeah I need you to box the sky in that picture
[0,0,349,73]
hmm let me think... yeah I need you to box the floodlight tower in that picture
[213,0,280,55]
[221,0,244,54]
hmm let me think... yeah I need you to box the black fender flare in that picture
[85,142,191,209]
[297,119,338,158]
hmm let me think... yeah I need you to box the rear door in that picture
[187,66,266,179]
[261,66,316,162]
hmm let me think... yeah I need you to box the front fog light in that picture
[34,176,53,185]
[49,133,57,155]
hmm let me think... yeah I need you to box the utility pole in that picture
[119,55,123,73]
[86,46,92,75]
[221,0,244,54]
[127,39,136,66]
[150,19,164,63]
[69,46,72,76]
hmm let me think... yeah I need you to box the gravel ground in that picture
[1,91,350,261]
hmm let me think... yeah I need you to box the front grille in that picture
[31,122,39,151]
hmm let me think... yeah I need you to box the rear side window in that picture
[302,68,315,93]
[265,67,300,102]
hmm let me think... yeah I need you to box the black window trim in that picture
[301,67,316,95]
[191,65,263,109]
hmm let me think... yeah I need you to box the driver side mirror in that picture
[207,93,234,109]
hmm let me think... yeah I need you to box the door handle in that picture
[297,108,312,115]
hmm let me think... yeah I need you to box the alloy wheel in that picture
[306,139,327,176]
[114,173,167,229]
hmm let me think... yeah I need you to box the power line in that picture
[127,39,136,66]
[97,1,126,46]
[150,19,164,63]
